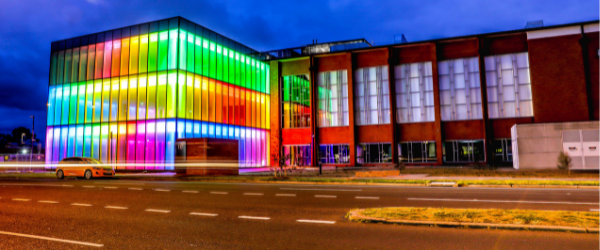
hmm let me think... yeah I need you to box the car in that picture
[56,157,115,180]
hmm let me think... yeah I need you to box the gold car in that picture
[56,157,115,180]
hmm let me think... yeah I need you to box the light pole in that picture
[30,116,34,172]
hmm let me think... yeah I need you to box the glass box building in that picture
[46,17,271,170]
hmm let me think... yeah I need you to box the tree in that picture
[270,153,292,178]
[557,151,572,175]
[10,127,38,145]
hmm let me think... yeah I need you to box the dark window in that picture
[357,143,392,164]
[399,141,436,163]
[492,139,512,163]
[282,145,311,166]
[443,140,485,163]
[319,144,350,164]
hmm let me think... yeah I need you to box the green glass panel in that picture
[216,44,222,81]
[240,55,246,88]
[49,52,58,85]
[47,86,56,125]
[57,51,65,85]
[83,124,92,157]
[69,83,78,124]
[167,29,178,70]
[147,73,157,119]
[266,64,270,94]
[61,84,70,125]
[209,42,216,79]
[186,32,195,71]
[179,29,187,71]
[148,32,158,72]
[158,31,169,71]
[194,36,202,74]
[156,72,167,118]
[64,49,72,84]
[228,49,235,86]
[91,124,100,160]
[84,81,94,123]
[71,48,79,83]
[202,38,209,77]
[222,47,229,83]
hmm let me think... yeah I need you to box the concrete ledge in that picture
[347,209,599,234]
[467,184,512,188]
[577,185,600,189]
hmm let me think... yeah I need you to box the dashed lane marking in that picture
[0,230,103,247]
[182,190,199,193]
[38,201,59,204]
[145,209,171,213]
[190,212,218,217]
[128,187,143,190]
[238,216,270,220]
[297,220,336,224]
[275,193,296,197]
[315,195,337,198]
[281,188,361,192]
[356,196,379,200]
[105,206,128,210]
[243,193,264,196]
[154,189,171,192]
[82,186,95,188]
[71,203,93,207]
[103,187,118,189]
[210,191,228,195]
[12,198,31,201]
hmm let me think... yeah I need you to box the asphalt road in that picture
[0,179,598,249]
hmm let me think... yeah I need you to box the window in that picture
[282,145,311,166]
[318,70,349,127]
[395,62,435,123]
[355,66,390,125]
[318,144,350,164]
[484,52,533,118]
[443,140,485,163]
[356,143,392,164]
[281,75,311,128]
[398,141,436,163]
[492,139,512,163]
[438,57,482,121]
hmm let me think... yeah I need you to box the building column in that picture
[477,37,492,166]
[345,52,357,166]
[269,61,281,166]
[309,56,318,167]
[430,43,444,165]
[387,48,398,165]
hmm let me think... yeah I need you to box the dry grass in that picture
[356,207,600,228]
[400,168,599,179]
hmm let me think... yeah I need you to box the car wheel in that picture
[56,170,64,179]
[84,170,93,180]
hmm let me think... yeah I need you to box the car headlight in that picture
[93,166,102,170]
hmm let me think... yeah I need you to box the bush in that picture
[557,151,572,174]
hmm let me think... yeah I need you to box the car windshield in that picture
[85,158,102,164]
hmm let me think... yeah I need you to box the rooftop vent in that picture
[394,34,408,44]
[525,20,544,29]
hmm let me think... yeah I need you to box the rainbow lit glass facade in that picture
[46,17,270,170]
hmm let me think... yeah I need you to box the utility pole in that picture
[30,115,34,172]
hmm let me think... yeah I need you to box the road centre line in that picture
[182,190,199,193]
[315,195,337,198]
[38,200,59,204]
[12,198,31,201]
[297,220,336,224]
[190,212,218,217]
[591,209,599,211]
[71,203,93,207]
[103,187,118,189]
[154,189,171,192]
[128,187,143,190]
[407,198,600,205]
[105,206,128,210]
[244,193,264,196]
[210,191,228,195]
[238,216,270,220]
[82,186,95,188]
[356,196,379,200]
[0,230,103,247]
[275,193,296,197]
[281,188,361,192]
[145,209,171,213]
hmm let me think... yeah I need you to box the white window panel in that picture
[318,70,349,127]
[395,61,435,123]
[485,52,533,118]
[438,57,482,121]
[488,103,499,118]
[355,66,390,125]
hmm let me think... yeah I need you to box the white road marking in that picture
[71,203,93,207]
[128,187,143,190]
[281,188,361,192]
[182,190,199,193]
[243,193,264,196]
[0,230,103,247]
[94,181,145,185]
[190,212,218,217]
[315,195,337,198]
[38,201,59,204]
[82,186,95,188]
[154,189,171,192]
[275,193,296,197]
[238,216,270,220]
[297,220,336,224]
[210,191,228,195]
[12,198,31,202]
[104,206,128,210]
[590,209,599,211]
[62,184,74,187]
[145,209,171,213]
[356,196,379,200]
[407,198,600,205]
[103,187,118,189]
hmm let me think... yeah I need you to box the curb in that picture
[347,210,599,234]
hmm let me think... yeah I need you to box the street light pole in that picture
[30,115,34,172]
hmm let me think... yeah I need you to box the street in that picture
[0,180,598,249]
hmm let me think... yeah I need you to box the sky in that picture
[0,0,598,143]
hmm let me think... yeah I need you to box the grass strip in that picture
[350,207,600,229]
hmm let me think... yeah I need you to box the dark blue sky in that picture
[0,0,598,142]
